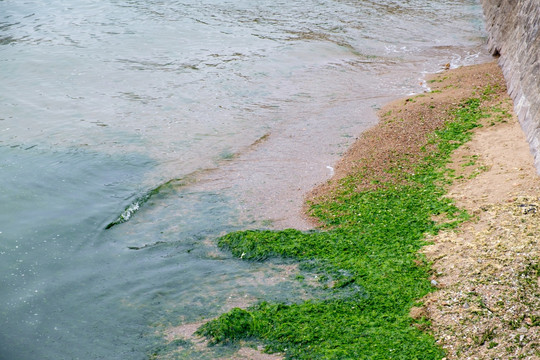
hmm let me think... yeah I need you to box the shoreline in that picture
[163,61,540,359]
[307,60,540,359]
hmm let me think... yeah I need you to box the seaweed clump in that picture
[196,67,502,359]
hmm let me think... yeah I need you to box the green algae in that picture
[195,96,489,359]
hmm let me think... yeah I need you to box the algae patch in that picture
[192,88,493,359]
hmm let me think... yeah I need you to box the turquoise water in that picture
[1,1,490,359]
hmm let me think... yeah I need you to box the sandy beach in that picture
[164,61,540,359]
[420,67,540,358]
[313,61,540,359]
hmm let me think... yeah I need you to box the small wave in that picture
[105,197,144,229]
[105,133,271,230]
[105,178,185,229]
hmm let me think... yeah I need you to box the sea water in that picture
[1,1,490,359]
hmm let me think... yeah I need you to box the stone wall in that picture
[480,0,540,171]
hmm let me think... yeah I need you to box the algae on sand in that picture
[190,66,506,360]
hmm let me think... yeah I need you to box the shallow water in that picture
[0,1,491,358]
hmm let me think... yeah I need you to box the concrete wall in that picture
[481,0,540,171]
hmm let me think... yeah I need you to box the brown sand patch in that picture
[446,111,540,208]
[165,321,208,343]
[306,62,505,209]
